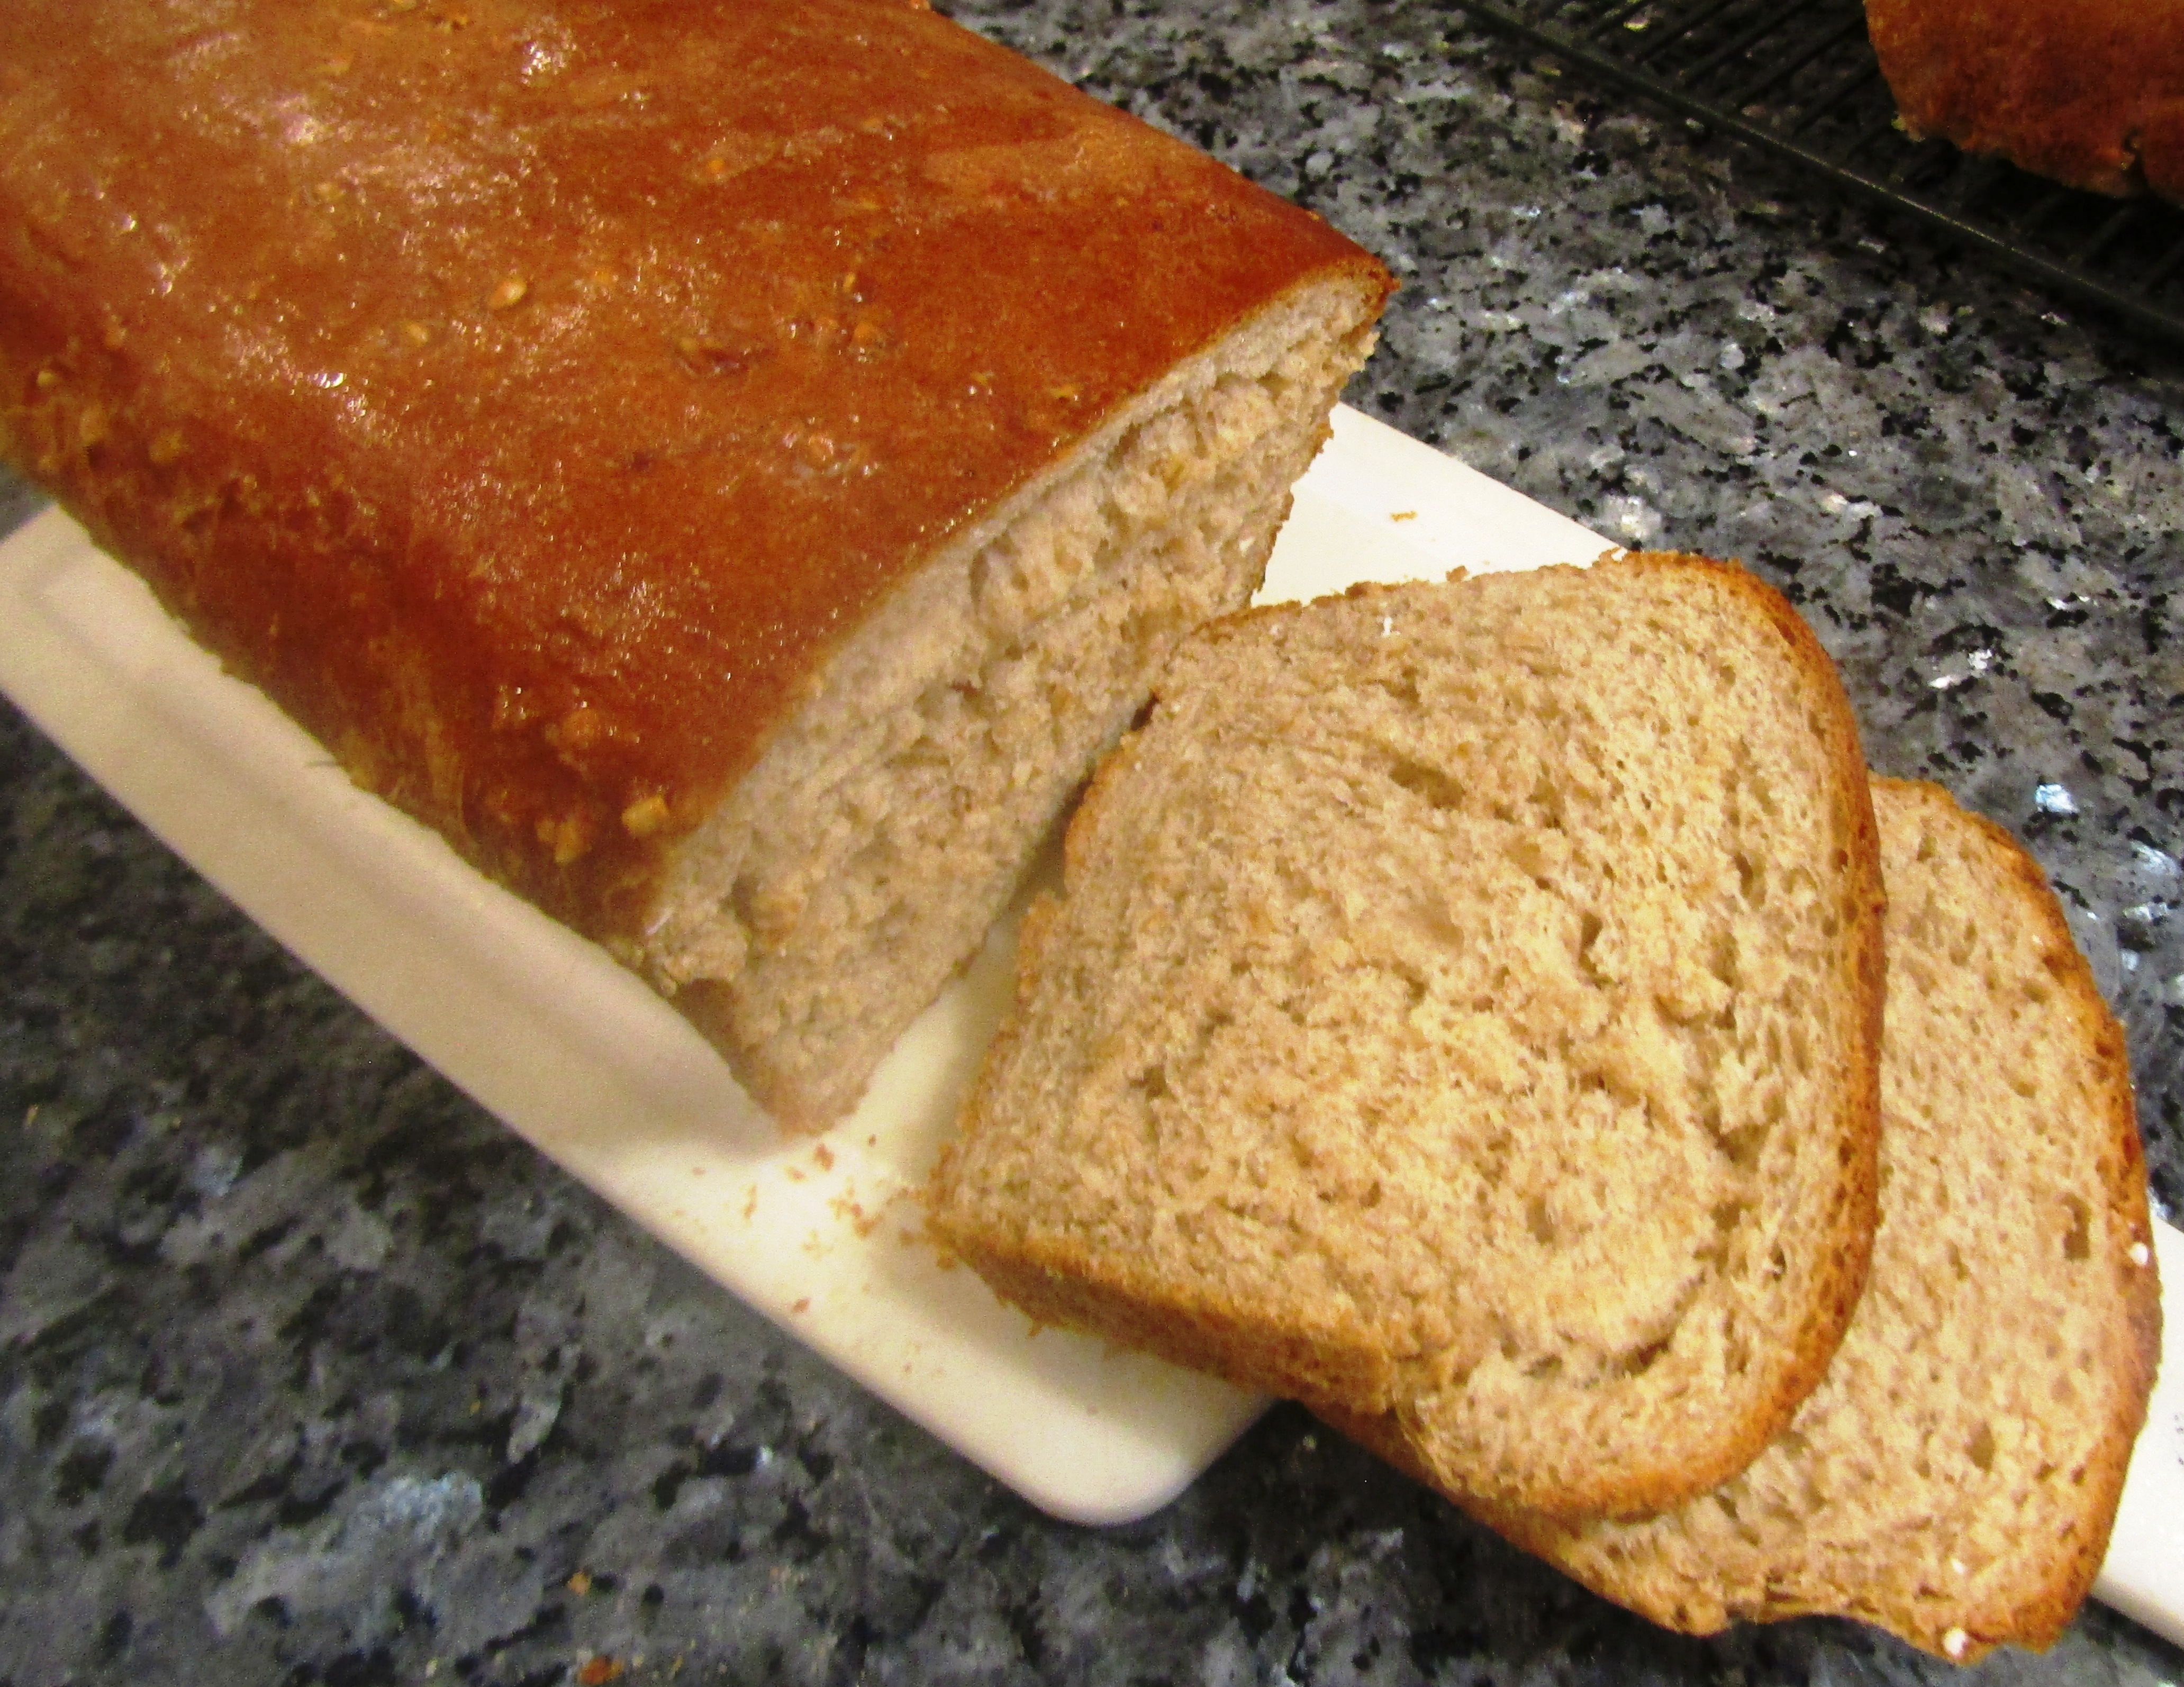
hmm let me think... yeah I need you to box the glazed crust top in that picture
[0,0,1384,933]
[1866,0,2184,201]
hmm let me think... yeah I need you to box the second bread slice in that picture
[929,551,1886,1520]
[1461,778,2163,1661]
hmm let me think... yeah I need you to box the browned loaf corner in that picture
[1865,0,2184,202]
[0,0,1390,1129]
[1447,776,2161,1664]
[929,550,1886,1521]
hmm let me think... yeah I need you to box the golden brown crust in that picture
[0,0,1388,942]
[945,1232,1403,1407]
[1865,0,2184,201]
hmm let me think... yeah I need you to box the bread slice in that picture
[0,0,1389,1132]
[1865,0,2184,202]
[928,551,1886,1520]
[1462,777,2163,1662]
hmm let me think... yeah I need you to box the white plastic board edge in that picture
[2094,1218,2184,1647]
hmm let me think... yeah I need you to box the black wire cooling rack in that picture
[1449,0,2184,344]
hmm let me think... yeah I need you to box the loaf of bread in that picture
[928,552,1886,1520]
[1866,0,2184,201]
[0,0,1390,1128]
[1466,778,2162,1662]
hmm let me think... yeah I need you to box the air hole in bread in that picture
[1389,755,1463,811]
[1966,1421,1997,1472]
[1578,912,1606,979]
[728,872,761,931]
[1618,1336,1673,1380]
[1530,772,1566,829]
[1706,932,1738,993]
[2061,1194,2091,1261]
[1373,670,1421,708]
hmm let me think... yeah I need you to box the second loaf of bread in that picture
[1866,0,2184,202]
[929,551,1886,1521]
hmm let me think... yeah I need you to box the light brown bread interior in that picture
[1468,776,2162,1663]
[928,552,1885,1520]
[631,277,1385,1127]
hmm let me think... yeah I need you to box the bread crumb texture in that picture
[638,280,1383,1127]
[1483,777,2161,1663]
[930,552,1885,1521]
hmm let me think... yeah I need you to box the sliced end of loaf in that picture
[628,269,1386,1129]
[1469,775,2162,1662]
[931,551,1884,1519]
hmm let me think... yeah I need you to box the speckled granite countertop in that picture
[4,3,2182,1683]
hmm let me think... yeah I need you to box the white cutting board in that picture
[1,407,2178,1645]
